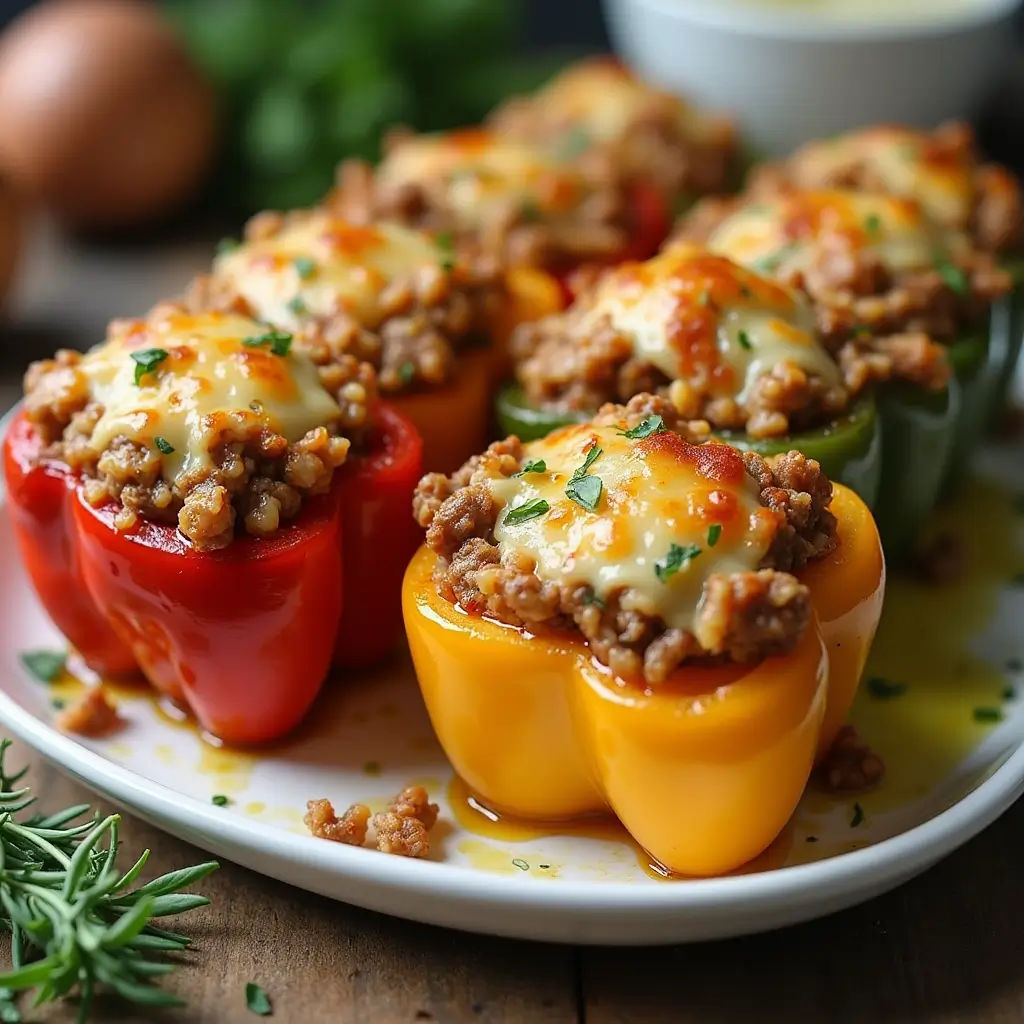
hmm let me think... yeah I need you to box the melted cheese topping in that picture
[79,310,341,486]
[575,244,840,401]
[213,212,446,331]
[786,126,976,229]
[707,190,945,276]
[530,58,731,146]
[378,129,586,225]
[489,423,780,630]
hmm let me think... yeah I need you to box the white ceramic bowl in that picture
[602,0,1020,156]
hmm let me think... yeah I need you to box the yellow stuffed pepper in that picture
[188,208,562,474]
[404,394,884,876]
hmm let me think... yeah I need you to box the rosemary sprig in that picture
[0,740,217,1022]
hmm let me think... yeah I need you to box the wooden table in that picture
[2,224,1024,1023]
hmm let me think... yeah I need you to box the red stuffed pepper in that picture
[4,303,421,744]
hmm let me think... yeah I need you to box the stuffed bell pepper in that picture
[189,208,560,474]
[497,243,883,506]
[676,188,1012,556]
[488,56,740,216]
[328,126,670,284]
[404,395,885,876]
[4,302,422,743]
[747,122,1024,420]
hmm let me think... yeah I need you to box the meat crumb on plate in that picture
[55,686,120,737]
[817,725,886,794]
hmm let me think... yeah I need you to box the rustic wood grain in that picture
[3,221,1024,1023]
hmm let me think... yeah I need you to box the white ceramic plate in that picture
[2,407,1024,945]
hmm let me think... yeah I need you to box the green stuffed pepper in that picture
[676,188,1012,559]
[499,243,883,507]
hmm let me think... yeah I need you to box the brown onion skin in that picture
[0,0,218,230]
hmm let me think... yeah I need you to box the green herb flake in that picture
[866,676,907,700]
[293,256,316,280]
[935,259,969,296]
[246,982,272,1016]
[511,858,529,872]
[739,284,753,299]
[737,330,753,351]
[1002,686,1016,702]
[582,591,605,610]
[435,230,456,271]
[216,237,240,256]
[243,330,293,357]
[211,794,230,807]
[155,436,175,456]
[565,473,602,512]
[1006,657,1023,673]
[751,243,797,273]
[20,650,65,683]
[617,415,665,440]
[287,296,307,316]
[850,802,864,828]
[50,699,66,711]
[805,836,819,843]
[539,863,551,869]
[363,761,382,777]
[520,199,542,223]
[398,361,416,386]
[131,348,169,386]
[864,213,882,235]
[655,543,702,583]
[516,459,547,476]
[573,444,602,478]
[973,706,1004,723]
[697,289,711,307]
[707,524,722,548]
[503,498,550,527]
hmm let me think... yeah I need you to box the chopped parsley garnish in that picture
[245,982,272,1016]
[1006,656,1023,673]
[566,474,602,512]
[866,676,907,700]
[864,213,882,235]
[556,127,591,160]
[516,459,547,476]
[435,229,456,272]
[287,295,307,315]
[565,444,603,512]
[503,498,550,526]
[20,649,65,683]
[935,259,968,295]
[697,289,711,307]
[707,524,722,548]
[215,237,239,256]
[154,436,175,455]
[655,543,702,583]
[850,802,864,828]
[293,256,316,280]
[751,243,797,273]
[739,284,753,299]
[737,330,753,351]
[511,858,529,872]
[539,863,551,869]
[582,591,605,610]
[973,706,1004,723]
[520,199,542,223]
[211,794,229,807]
[131,348,169,386]
[398,361,416,386]
[850,323,873,337]
[617,415,664,440]
[50,698,66,710]
[243,329,293,357]
[1002,686,1016,702]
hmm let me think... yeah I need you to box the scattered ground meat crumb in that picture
[304,786,439,859]
[303,799,370,846]
[817,725,886,794]
[55,687,120,738]
[913,530,968,587]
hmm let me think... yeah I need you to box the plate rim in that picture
[2,404,1023,941]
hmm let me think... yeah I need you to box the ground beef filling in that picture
[675,197,1012,394]
[23,347,353,553]
[187,210,503,395]
[413,394,837,685]
[746,122,1023,255]
[329,131,634,273]
[511,309,850,440]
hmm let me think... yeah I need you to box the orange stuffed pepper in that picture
[189,208,562,474]
[404,394,884,876]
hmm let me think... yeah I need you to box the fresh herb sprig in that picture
[0,741,217,1022]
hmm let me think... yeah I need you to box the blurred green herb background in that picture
[170,0,577,216]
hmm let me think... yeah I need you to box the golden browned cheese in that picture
[576,243,841,402]
[79,309,341,488]
[705,190,948,275]
[212,212,449,331]
[377,128,589,229]
[488,421,781,632]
